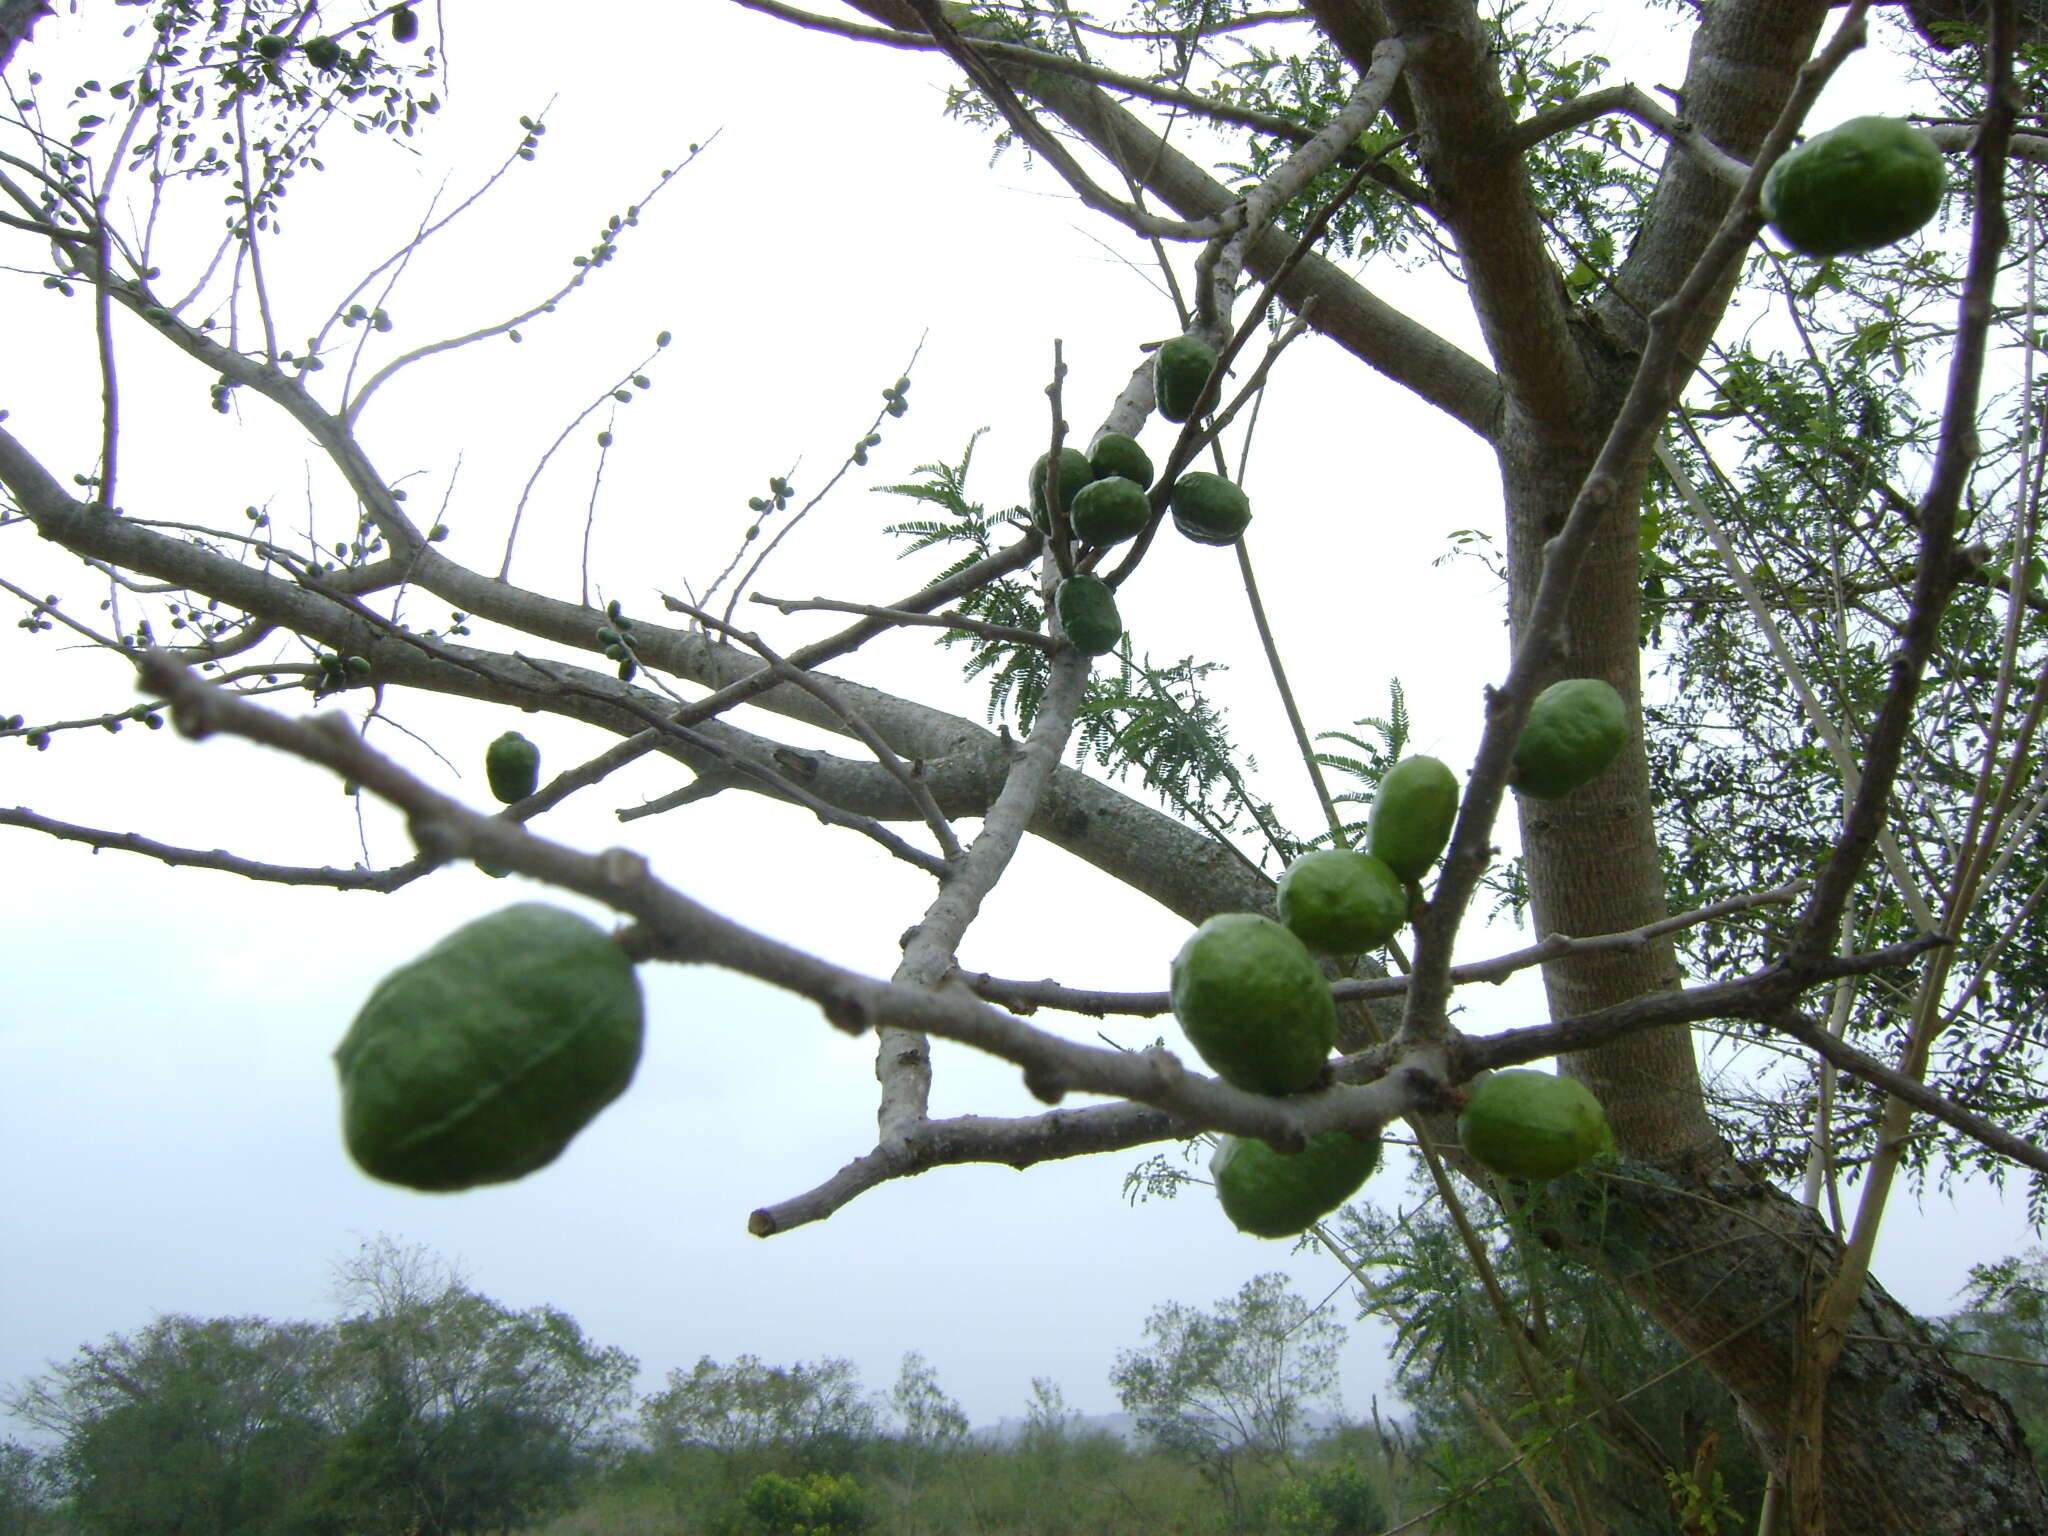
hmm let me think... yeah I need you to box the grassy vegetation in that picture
[532,1426,1417,1536]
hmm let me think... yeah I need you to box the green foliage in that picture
[1076,651,1273,852]
[1935,1249,2048,1485]
[1111,1274,1346,1523]
[1312,679,1410,848]
[639,1354,878,1473]
[5,1314,330,1536]
[1641,254,2048,1191]
[1263,1457,1388,1536]
[739,1470,868,1536]
[877,433,1054,732]
[0,1441,57,1536]
[1332,1194,1767,1534]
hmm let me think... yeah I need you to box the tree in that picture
[4,1314,331,1536]
[884,1351,968,1527]
[1020,1375,1077,1466]
[4,2,2048,1531]
[639,1355,879,1471]
[1337,1189,1766,1533]
[1110,1273,1344,1521]
[1931,1249,2048,1485]
[310,1239,637,1535]
[0,1440,61,1536]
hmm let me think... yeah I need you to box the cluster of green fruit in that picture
[1174,678,1629,1237]
[1028,333,1258,660]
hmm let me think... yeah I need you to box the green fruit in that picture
[334,904,645,1191]
[1028,447,1093,527]
[485,731,540,804]
[1055,573,1123,656]
[1276,849,1407,955]
[1457,1069,1612,1181]
[1089,432,1154,489]
[1154,335,1217,424]
[1170,914,1335,1096]
[1068,475,1151,546]
[302,34,343,71]
[1368,756,1459,881]
[254,33,289,60]
[1511,679,1626,799]
[1212,1130,1381,1238]
[391,5,419,42]
[1168,472,1252,546]
[1762,116,1945,257]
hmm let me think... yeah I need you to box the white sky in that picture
[1,2,2036,1434]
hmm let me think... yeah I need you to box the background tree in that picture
[309,1239,636,1536]
[639,1354,880,1475]
[0,1441,60,1536]
[4,1314,330,1536]
[4,2,2048,1531]
[1929,1249,2048,1486]
[883,1350,968,1527]
[1111,1273,1344,1523]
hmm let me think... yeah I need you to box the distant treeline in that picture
[8,1238,2048,1536]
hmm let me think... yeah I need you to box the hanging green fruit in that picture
[1368,756,1459,881]
[1457,1069,1612,1181]
[334,904,645,1191]
[1154,336,1218,423]
[1212,1129,1381,1237]
[1511,679,1626,799]
[1068,475,1151,546]
[1089,432,1154,489]
[1168,472,1252,546]
[485,731,541,804]
[1762,116,1945,258]
[1055,573,1123,656]
[1170,913,1335,1096]
[1276,849,1408,954]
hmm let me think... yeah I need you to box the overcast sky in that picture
[2,2,2036,1435]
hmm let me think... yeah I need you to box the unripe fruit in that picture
[1029,447,1093,527]
[1512,679,1626,799]
[1212,1130,1381,1237]
[1457,1069,1612,1181]
[1170,914,1335,1096]
[485,731,540,804]
[1055,573,1123,656]
[1089,432,1154,489]
[1154,335,1217,423]
[334,904,645,1191]
[1168,472,1252,546]
[1068,475,1151,545]
[1276,849,1407,954]
[1368,756,1459,881]
[1763,116,1945,258]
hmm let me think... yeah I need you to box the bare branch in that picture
[960,879,1815,1017]
[0,806,432,890]
[750,591,1056,651]
[1511,83,1748,189]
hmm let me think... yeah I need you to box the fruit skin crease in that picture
[1169,913,1336,1096]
